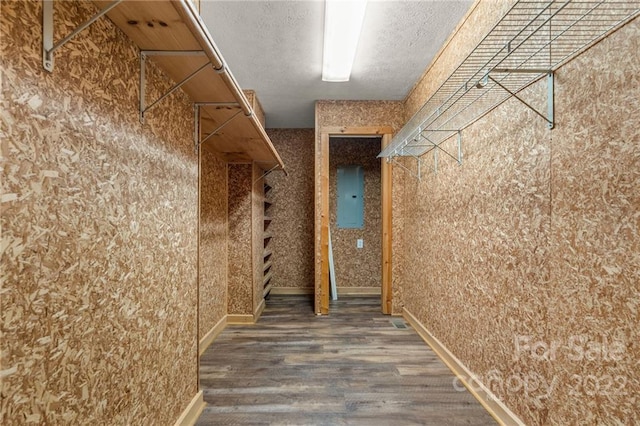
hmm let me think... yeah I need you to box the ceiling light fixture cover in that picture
[322,0,368,82]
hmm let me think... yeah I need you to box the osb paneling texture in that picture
[264,129,315,290]
[329,138,381,289]
[316,100,405,131]
[545,19,640,425]
[391,159,406,316]
[397,6,639,426]
[227,164,253,315]
[402,82,551,425]
[199,145,227,340]
[252,163,264,313]
[403,0,516,121]
[1,1,197,424]
[315,101,404,312]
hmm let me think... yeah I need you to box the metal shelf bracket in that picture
[388,156,422,181]
[193,105,246,152]
[418,130,463,170]
[139,50,210,123]
[42,0,122,72]
[380,1,639,160]
[488,69,554,129]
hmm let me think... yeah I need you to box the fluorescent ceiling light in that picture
[322,0,368,82]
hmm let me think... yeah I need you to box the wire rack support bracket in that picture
[380,0,640,163]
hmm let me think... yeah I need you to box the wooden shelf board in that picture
[262,271,273,288]
[263,282,273,298]
[93,0,284,170]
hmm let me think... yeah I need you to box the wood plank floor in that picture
[198,296,496,425]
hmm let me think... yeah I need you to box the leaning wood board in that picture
[92,0,285,170]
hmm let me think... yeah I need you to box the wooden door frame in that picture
[314,126,393,315]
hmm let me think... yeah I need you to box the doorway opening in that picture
[315,128,393,315]
[329,136,382,298]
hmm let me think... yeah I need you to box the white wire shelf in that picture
[380,0,640,160]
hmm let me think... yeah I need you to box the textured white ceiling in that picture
[200,0,473,128]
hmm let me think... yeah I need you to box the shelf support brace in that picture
[42,0,122,72]
[457,131,463,165]
[388,157,421,181]
[195,102,241,108]
[139,51,210,123]
[547,72,554,130]
[196,109,243,150]
[193,104,200,154]
[420,132,462,166]
[193,103,247,152]
[487,72,554,129]
[253,165,280,186]
[434,146,438,174]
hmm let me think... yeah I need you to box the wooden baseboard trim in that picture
[337,286,381,296]
[269,287,314,295]
[227,314,254,324]
[254,298,266,321]
[199,315,227,357]
[403,308,525,426]
[228,299,267,325]
[174,390,205,426]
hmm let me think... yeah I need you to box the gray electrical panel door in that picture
[336,165,364,229]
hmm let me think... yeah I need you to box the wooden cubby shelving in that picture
[262,182,274,298]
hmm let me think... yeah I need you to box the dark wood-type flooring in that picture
[198,295,496,425]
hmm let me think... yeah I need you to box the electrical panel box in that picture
[336,165,364,229]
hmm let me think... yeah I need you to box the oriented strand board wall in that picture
[1,1,199,423]
[390,154,406,316]
[329,138,381,291]
[316,101,404,131]
[264,129,315,292]
[199,145,228,340]
[227,164,253,315]
[401,82,551,424]
[227,163,265,318]
[397,4,639,424]
[545,20,640,424]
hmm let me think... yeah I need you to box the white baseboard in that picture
[403,308,525,426]
[174,390,205,426]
